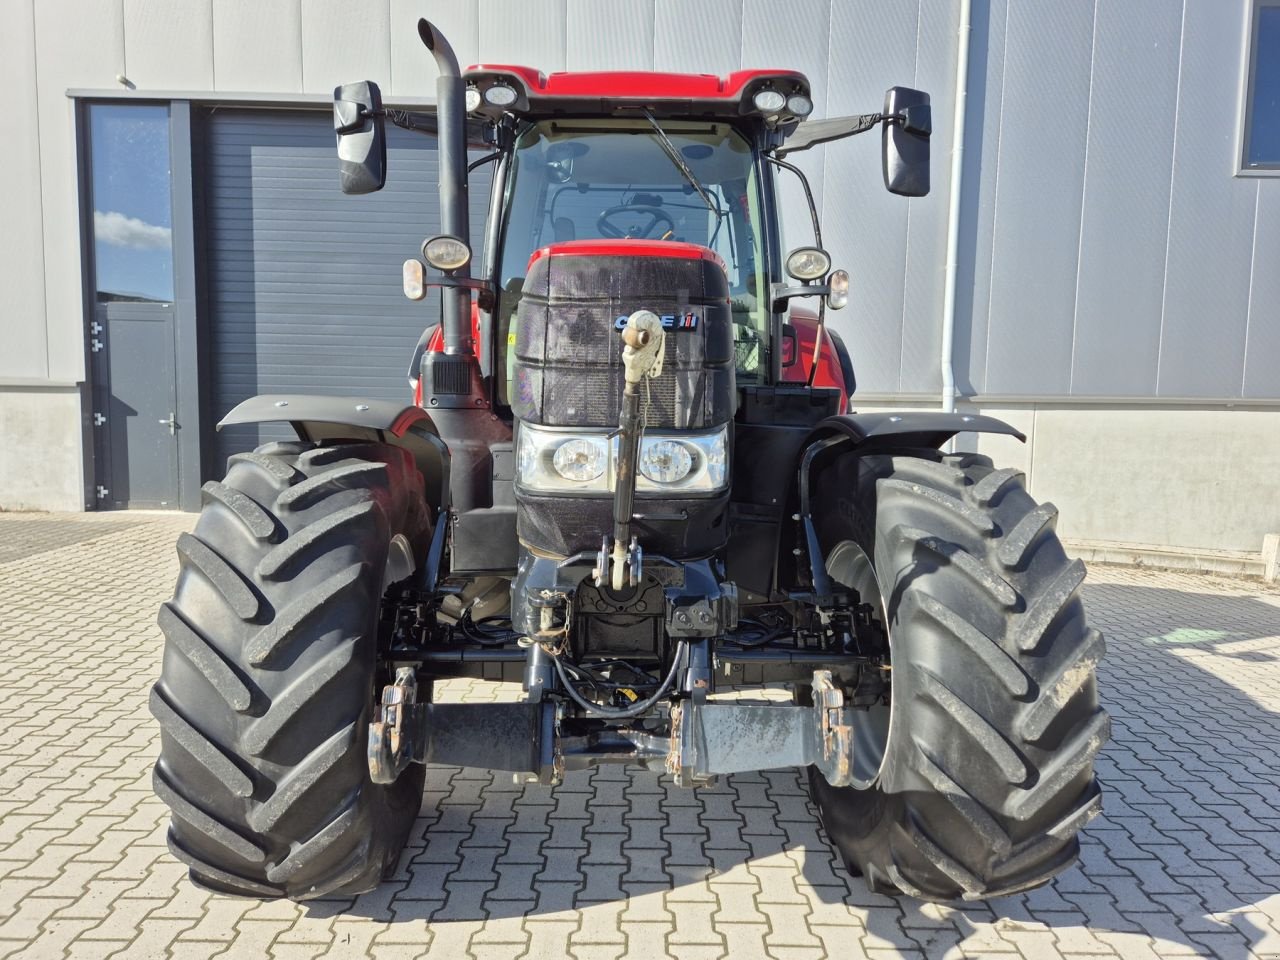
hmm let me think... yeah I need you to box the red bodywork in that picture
[462,65,811,123]
[527,239,727,270]
[465,65,807,101]
[782,305,849,414]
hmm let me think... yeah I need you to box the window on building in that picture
[88,104,174,303]
[1245,1,1280,169]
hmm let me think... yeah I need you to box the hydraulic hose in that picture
[552,642,688,720]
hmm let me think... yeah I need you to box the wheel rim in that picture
[825,540,893,790]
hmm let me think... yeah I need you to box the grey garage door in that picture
[204,108,489,470]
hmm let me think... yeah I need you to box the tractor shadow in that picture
[308,575,1280,959]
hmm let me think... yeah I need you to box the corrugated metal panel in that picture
[567,0,654,70]
[0,0,48,379]
[1157,0,1256,397]
[478,0,567,71]
[124,0,214,90]
[26,0,1273,408]
[204,111,489,466]
[982,0,1093,396]
[653,0,741,73]
[1069,0,1181,396]
[1244,186,1280,397]
[823,0,924,394]
[211,0,303,91]
[300,0,392,93]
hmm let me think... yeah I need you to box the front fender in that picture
[218,394,449,508]
[775,411,1025,596]
[805,411,1025,451]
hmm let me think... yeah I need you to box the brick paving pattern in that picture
[0,511,1278,959]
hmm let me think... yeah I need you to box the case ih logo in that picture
[614,312,699,331]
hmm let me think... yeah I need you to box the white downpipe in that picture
[940,0,972,413]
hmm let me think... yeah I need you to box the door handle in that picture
[159,412,178,436]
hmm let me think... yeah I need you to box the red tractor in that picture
[152,20,1108,903]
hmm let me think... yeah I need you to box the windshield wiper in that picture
[641,109,718,219]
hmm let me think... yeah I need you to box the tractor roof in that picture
[463,64,812,126]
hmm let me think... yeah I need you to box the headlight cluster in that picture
[517,424,728,495]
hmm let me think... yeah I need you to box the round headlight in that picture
[639,440,693,484]
[552,438,605,482]
[786,94,813,117]
[422,235,471,272]
[785,247,831,281]
[752,89,786,113]
[483,84,518,107]
[464,87,482,112]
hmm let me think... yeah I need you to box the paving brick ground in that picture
[1,511,1279,959]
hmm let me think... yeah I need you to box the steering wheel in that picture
[596,205,677,240]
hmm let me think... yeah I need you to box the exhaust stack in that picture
[417,18,474,361]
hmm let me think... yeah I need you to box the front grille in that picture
[512,248,734,429]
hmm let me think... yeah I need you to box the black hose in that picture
[458,612,519,646]
[552,643,688,720]
[726,616,793,648]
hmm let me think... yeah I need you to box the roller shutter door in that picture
[203,108,488,469]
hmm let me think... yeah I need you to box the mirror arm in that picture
[381,108,437,135]
[774,108,931,159]
[770,281,832,313]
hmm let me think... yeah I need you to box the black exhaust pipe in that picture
[417,18,472,359]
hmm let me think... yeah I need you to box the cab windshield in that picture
[496,120,769,383]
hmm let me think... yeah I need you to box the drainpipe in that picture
[940,0,971,413]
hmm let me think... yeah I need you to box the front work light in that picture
[402,259,426,300]
[786,94,813,117]
[422,235,471,272]
[786,247,831,281]
[464,87,482,112]
[752,89,787,113]
[483,84,518,107]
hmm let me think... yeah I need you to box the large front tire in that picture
[807,451,1109,901]
[151,440,430,900]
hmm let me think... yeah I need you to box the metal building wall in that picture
[9,0,1280,399]
[959,0,1278,401]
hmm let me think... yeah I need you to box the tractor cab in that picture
[363,59,932,416]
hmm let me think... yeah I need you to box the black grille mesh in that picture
[512,250,734,429]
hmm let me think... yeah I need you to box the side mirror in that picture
[882,86,930,197]
[334,81,386,195]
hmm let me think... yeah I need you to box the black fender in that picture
[805,411,1025,452]
[797,411,1024,513]
[778,411,1025,597]
[218,394,450,508]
